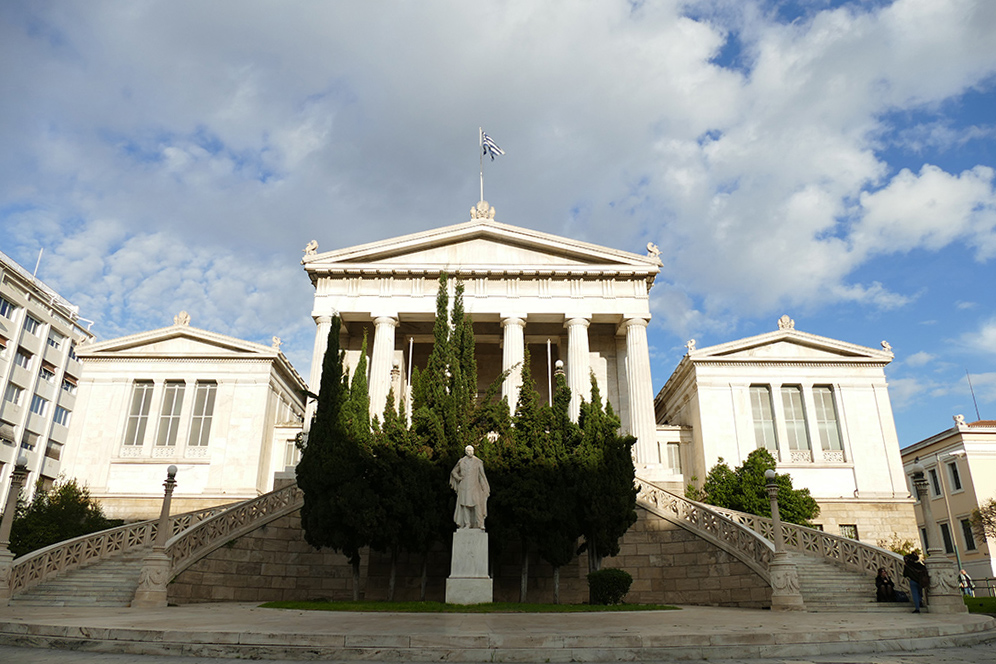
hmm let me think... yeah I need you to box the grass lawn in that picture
[260,600,679,613]
[964,595,996,614]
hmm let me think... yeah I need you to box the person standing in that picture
[959,569,976,597]
[903,553,929,613]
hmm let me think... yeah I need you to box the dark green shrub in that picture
[586,568,633,605]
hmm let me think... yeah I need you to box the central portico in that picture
[302,201,664,475]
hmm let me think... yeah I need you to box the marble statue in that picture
[173,311,191,326]
[450,445,490,529]
[304,240,318,256]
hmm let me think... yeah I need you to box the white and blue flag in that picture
[482,132,504,160]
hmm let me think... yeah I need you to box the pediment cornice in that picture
[302,219,662,283]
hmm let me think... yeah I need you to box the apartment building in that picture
[0,250,95,504]
[901,417,996,580]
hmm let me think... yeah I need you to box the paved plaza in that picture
[0,603,994,662]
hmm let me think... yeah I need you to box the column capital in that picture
[565,317,591,329]
[373,315,400,328]
[622,316,650,328]
[314,315,333,325]
[501,316,526,329]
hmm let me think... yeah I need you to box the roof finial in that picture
[471,200,496,220]
[173,311,191,326]
[777,314,795,330]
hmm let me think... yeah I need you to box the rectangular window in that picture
[53,405,71,427]
[939,522,955,554]
[812,386,843,451]
[961,519,977,551]
[4,383,24,406]
[840,524,859,540]
[21,431,38,451]
[14,349,32,369]
[156,381,186,446]
[0,296,16,319]
[47,332,64,350]
[187,381,217,447]
[39,367,55,383]
[781,386,810,450]
[947,462,962,491]
[749,385,778,451]
[23,315,41,335]
[123,381,155,446]
[29,394,49,417]
[45,441,63,461]
[283,438,299,467]
[666,442,682,473]
[61,379,77,395]
[68,341,78,360]
[928,468,942,496]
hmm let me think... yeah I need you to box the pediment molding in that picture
[302,219,662,280]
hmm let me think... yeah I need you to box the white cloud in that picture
[905,351,935,367]
[961,318,996,356]
[1,0,996,380]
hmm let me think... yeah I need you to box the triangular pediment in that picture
[80,325,275,358]
[691,329,892,363]
[302,219,661,271]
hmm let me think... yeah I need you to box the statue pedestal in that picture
[445,529,492,604]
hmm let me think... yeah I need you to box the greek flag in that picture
[482,132,505,160]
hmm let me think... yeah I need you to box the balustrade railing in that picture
[690,495,908,590]
[166,484,303,577]
[8,503,234,595]
[635,477,774,580]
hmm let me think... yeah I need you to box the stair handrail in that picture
[635,476,774,580]
[164,484,304,578]
[7,502,235,595]
[697,501,909,590]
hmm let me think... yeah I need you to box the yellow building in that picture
[901,417,996,581]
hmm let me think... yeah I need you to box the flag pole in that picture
[479,127,484,202]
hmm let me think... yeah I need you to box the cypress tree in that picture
[296,316,378,600]
[575,376,637,575]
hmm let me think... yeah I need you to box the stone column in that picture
[133,465,177,609]
[911,461,966,613]
[622,317,657,465]
[305,315,333,427]
[501,316,526,412]
[0,455,29,606]
[566,317,591,421]
[368,316,399,419]
[765,469,805,611]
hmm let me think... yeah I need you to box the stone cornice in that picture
[306,264,659,280]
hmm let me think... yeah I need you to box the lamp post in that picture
[909,459,966,613]
[0,454,29,605]
[132,465,177,608]
[765,468,805,611]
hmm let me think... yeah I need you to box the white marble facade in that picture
[302,203,666,476]
[60,315,307,519]
[654,316,917,542]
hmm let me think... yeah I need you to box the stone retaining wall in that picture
[167,507,771,608]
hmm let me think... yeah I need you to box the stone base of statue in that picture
[445,528,492,605]
[769,553,805,611]
[0,550,13,606]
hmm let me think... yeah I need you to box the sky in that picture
[1,0,994,447]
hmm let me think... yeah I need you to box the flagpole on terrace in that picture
[479,127,485,202]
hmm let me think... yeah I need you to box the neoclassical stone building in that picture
[303,206,917,543]
[654,316,918,544]
[302,201,666,477]
[60,314,307,519]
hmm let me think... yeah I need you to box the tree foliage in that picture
[686,448,820,526]
[972,498,996,544]
[6,478,121,558]
[296,316,380,598]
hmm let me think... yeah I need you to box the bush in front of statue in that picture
[586,568,633,605]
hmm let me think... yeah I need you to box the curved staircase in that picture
[5,480,912,612]
[9,547,149,607]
